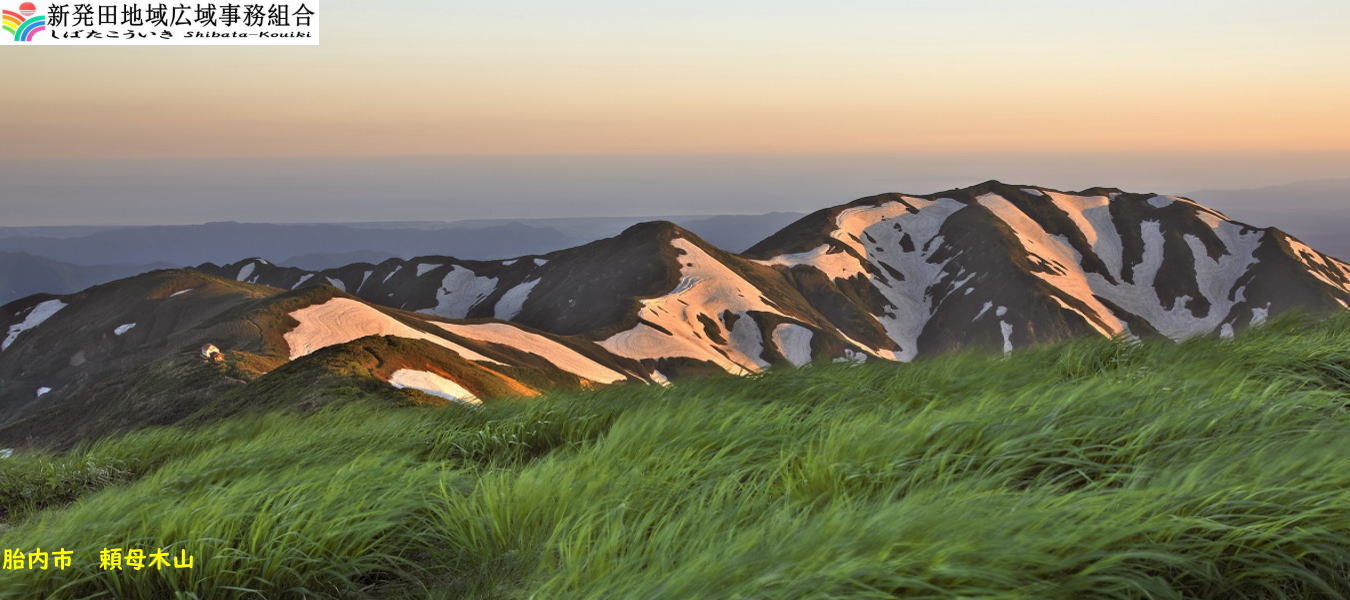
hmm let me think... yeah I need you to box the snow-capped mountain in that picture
[745,181,1348,360]
[201,181,1348,368]
[4,182,1346,447]
[198,221,866,378]
[0,271,650,447]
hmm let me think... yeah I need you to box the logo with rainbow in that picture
[2,2,45,42]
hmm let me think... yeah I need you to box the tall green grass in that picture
[1,314,1347,599]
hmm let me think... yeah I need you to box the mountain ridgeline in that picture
[3,182,1347,448]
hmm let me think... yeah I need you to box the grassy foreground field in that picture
[1,314,1348,599]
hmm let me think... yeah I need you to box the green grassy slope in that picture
[1,314,1347,599]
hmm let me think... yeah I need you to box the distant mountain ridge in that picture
[0,253,170,306]
[0,213,808,270]
[3,182,1346,448]
[0,222,575,267]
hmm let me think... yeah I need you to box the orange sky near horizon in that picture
[5,0,1349,159]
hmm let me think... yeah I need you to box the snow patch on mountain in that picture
[1147,195,1177,209]
[387,369,480,405]
[435,322,627,384]
[852,197,965,360]
[283,297,502,364]
[761,196,969,361]
[727,316,771,371]
[114,323,136,336]
[494,279,540,320]
[325,277,346,292]
[600,238,787,374]
[602,324,739,373]
[759,245,866,280]
[1251,305,1270,326]
[236,262,256,282]
[1284,237,1350,293]
[1104,222,1258,339]
[978,191,1267,341]
[975,302,994,320]
[36,387,51,397]
[3,299,67,351]
[834,348,867,364]
[416,263,438,277]
[430,267,498,318]
[977,193,1126,337]
[772,323,814,367]
[1046,192,1125,277]
[649,370,671,386]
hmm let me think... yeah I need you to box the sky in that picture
[3,0,1349,224]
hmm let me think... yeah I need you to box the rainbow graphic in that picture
[2,2,45,42]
